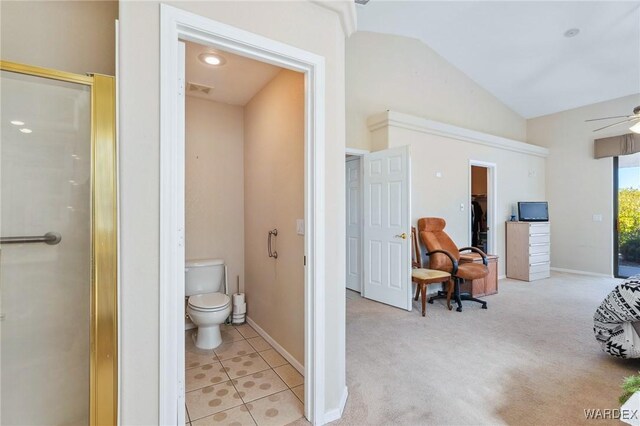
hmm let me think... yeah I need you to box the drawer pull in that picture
[530,261,550,267]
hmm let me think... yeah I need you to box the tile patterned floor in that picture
[185,324,304,426]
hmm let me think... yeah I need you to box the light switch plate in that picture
[592,214,603,222]
[296,219,304,235]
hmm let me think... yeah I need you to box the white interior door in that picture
[363,146,411,310]
[346,157,362,292]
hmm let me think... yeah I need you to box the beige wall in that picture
[528,93,640,276]
[185,97,245,292]
[119,1,347,423]
[1,1,117,75]
[346,32,527,151]
[185,71,304,365]
[377,121,546,278]
[244,70,305,364]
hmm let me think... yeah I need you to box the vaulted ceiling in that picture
[357,1,640,118]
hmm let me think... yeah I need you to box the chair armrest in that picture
[458,247,488,266]
[426,249,459,274]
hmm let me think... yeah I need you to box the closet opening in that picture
[469,161,496,255]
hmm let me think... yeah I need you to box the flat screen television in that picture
[518,201,549,222]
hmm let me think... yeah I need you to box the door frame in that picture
[159,5,326,424]
[345,148,368,295]
[468,160,497,254]
[0,61,118,425]
[614,156,620,277]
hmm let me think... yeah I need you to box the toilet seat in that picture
[188,292,231,312]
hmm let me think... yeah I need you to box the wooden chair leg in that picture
[446,278,454,311]
[420,283,426,316]
[414,281,421,301]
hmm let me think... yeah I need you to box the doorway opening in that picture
[345,151,365,294]
[469,161,496,255]
[344,146,412,311]
[181,39,306,424]
[614,152,640,278]
[160,5,327,425]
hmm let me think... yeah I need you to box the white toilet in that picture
[186,258,232,349]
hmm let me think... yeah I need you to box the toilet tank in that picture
[185,259,225,297]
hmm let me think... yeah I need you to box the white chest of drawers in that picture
[506,221,551,281]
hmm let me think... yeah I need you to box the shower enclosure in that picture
[0,62,117,425]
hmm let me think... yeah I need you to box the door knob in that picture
[395,232,407,240]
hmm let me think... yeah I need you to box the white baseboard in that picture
[550,267,612,278]
[246,316,304,375]
[323,386,349,424]
[498,274,506,280]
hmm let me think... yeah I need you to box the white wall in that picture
[185,97,245,292]
[346,31,527,151]
[1,0,117,75]
[528,93,640,276]
[371,113,547,278]
[244,70,305,365]
[118,1,348,423]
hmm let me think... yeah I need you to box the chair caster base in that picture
[456,306,462,312]
[427,290,448,305]
[481,303,488,309]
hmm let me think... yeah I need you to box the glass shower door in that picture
[0,70,91,425]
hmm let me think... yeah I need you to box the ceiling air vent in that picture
[187,82,214,95]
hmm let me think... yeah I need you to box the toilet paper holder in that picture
[268,229,278,259]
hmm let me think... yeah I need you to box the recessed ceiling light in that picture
[198,52,226,66]
[19,128,32,134]
[564,28,580,38]
[10,120,25,126]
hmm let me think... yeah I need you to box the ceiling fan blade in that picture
[585,115,635,122]
[593,117,640,132]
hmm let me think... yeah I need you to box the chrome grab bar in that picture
[0,232,62,245]
[268,229,278,259]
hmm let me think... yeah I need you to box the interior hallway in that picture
[333,273,640,425]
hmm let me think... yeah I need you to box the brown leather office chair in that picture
[418,217,488,312]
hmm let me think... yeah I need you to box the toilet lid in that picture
[188,293,231,310]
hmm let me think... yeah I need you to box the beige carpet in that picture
[332,272,640,425]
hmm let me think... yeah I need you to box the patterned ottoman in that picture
[594,275,640,358]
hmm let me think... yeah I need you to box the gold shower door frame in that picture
[0,60,118,425]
